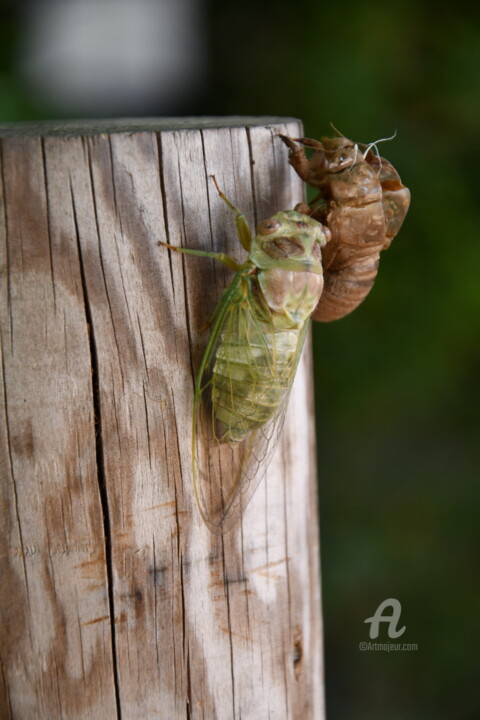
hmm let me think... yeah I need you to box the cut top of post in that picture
[0,116,301,137]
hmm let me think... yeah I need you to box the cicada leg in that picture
[278,134,316,184]
[211,175,252,252]
[292,196,329,226]
[290,136,326,151]
[159,241,240,273]
[293,202,312,215]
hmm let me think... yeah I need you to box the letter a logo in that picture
[364,598,406,639]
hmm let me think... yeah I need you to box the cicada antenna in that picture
[329,122,346,137]
[362,130,397,161]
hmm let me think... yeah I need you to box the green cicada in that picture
[161,177,329,533]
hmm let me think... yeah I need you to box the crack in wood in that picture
[70,180,122,720]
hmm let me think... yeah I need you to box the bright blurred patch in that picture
[16,0,207,114]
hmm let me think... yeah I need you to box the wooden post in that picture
[0,118,324,719]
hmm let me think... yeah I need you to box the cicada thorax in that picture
[279,132,410,322]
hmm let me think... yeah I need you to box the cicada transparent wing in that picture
[192,270,310,534]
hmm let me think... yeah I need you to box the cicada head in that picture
[320,135,359,174]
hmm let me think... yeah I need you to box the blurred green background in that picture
[1,1,478,717]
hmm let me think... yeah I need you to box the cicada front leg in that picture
[278,135,331,225]
[278,134,328,189]
[211,175,252,252]
[159,175,255,271]
[159,240,241,273]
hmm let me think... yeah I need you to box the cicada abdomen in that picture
[279,132,410,322]
[161,180,328,533]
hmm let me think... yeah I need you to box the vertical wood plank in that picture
[0,135,117,718]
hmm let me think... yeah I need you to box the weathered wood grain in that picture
[0,118,324,719]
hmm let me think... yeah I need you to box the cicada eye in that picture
[336,152,352,167]
[257,218,281,235]
[329,146,356,172]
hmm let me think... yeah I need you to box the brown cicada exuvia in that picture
[279,131,410,321]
